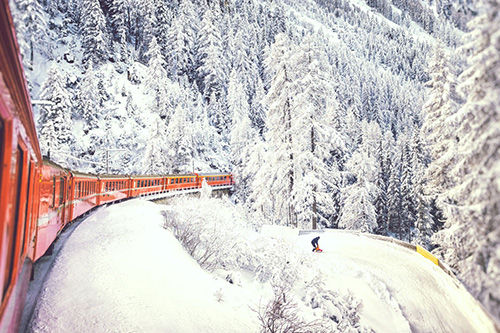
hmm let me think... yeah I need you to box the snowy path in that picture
[298,232,494,332]
[27,199,496,333]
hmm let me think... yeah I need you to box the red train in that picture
[0,3,233,332]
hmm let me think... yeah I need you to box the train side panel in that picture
[99,177,129,204]
[0,2,43,330]
[34,162,70,261]
[71,174,99,220]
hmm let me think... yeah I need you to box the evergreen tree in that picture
[399,136,416,241]
[289,38,339,229]
[39,66,75,160]
[197,8,226,100]
[166,0,198,81]
[81,0,107,66]
[256,33,296,226]
[421,42,459,203]
[142,114,168,174]
[433,1,500,319]
[338,150,377,233]
[339,122,380,233]
[387,147,402,238]
[165,105,193,173]
[15,0,47,70]
[109,0,127,61]
[145,36,169,111]
[228,70,255,203]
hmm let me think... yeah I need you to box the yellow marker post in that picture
[416,245,439,266]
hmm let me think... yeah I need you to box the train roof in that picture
[1,4,42,161]
[42,157,70,171]
[198,172,232,176]
[130,173,196,179]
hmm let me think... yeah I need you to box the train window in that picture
[22,162,33,256]
[3,147,24,298]
[59,178,64,205]
[51,177,56,207]
[170,179,174,184]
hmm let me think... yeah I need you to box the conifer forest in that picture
[9,0,500,321]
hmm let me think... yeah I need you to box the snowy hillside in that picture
[10,0,499,323]
[28,199,496,332]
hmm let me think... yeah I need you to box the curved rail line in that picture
[0,3,233,331]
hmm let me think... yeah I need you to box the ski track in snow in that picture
[27,199,496,333]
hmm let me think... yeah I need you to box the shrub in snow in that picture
[302,276,366,332]
[162,209,226,272]
[214,288,224,303]
[255,283,328,333]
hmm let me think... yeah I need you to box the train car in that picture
[70,171,99,220]
[130,175,165,197]
[167,174,198,191]
[198,173,233,188]
[0,2,43,331]
[0,2,236,330]
[98,175,131,205]
[34,160,71,261]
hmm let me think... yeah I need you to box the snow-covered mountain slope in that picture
[28,199,496,332]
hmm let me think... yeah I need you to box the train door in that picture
[1,145,29,304]
[57,176,65,226]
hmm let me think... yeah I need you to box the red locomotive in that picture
[0,3,233,331]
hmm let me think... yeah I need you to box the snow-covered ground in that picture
[28,198,496,332]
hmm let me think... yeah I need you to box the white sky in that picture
[28,199,496,333]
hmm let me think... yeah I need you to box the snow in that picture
[28,198,496,332]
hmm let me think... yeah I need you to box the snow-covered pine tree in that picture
[338,149,377,233]
[81,0,107,66]
[421,42,459,205]
[118,94,146,174]
[145,36,169,112]
[409,129,434,247]
[432,0,500,319]
[197,8,226,101]
[387,144,402,239]
[77,63,99,135]
[14,0,47,70]
[399,135,416,241]
[109,0,127,61]
[338,121,380,233]
[155,0,173,56]
[166,0,198,81]
[165,105,193,173]
[258,33,296,226]
[142,114,168,174]
[228,70,255,203]
[74,63,103,164]
[136,0,156,62]
[38,66,75,162]
[289,37,338,229]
